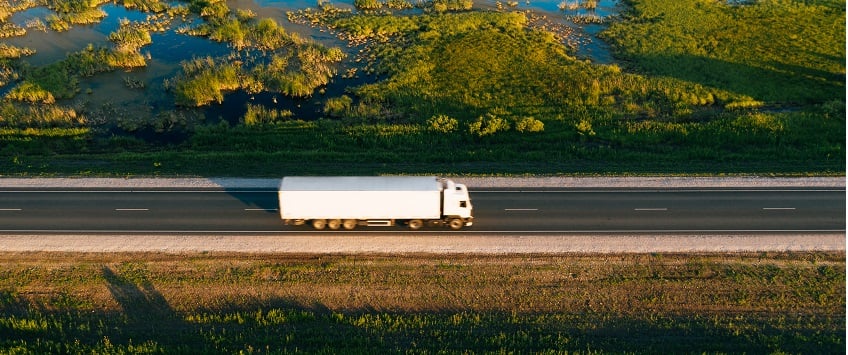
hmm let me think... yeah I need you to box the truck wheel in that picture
[342,219,357,230]
[448,218,464,230]
[328,219,341,230]
[408,219,423,230]
[311,219,327,230]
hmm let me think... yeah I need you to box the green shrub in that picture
[468,112,510,137]
[242,103,293,126]
[209,18,248,49]
[514,116,544,133]
[386,0,413,10]
[354,0,383,10]
[0,22,25,38]
[5,81,56,104]
[0,102,85,128]
[732,113,784,135]
[324,95,353,117]
[427,114,458,133]
[46,14,70,31]
[253,46,343,97]
[575,119,595,138]
[197,0,229,21]
[250,18,289,50]
[107,50,147,69]
[171,57,240,106]
[63,45,113,77]
[0,44,34,59]
[109,22,152,51]
[432,0,473,12]
[119,0,169,12]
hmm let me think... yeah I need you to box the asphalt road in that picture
[0,187,843,234]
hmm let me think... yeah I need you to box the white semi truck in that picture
[278,176,473,230]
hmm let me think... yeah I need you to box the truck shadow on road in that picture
[209,178,281,214]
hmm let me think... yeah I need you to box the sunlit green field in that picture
[0,252,843,353]
[0,0,844,176]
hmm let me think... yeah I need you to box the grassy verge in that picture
[0,252,843,353]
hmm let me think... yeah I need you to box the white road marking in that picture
[115,208,149,211]
[0,208,22,211]
[634,208,668,211]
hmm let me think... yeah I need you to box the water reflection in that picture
[6,6,110,66]
[2,0,619,139]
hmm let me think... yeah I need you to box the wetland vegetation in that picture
[0,0,844,176]
[0,252,843,353]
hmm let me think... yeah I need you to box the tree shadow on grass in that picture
[2,262,841,352]
[101,266,187,344]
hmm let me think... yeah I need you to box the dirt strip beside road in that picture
[0,176,844,189]
[0,234,842,254]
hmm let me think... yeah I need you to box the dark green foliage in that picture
[0,0,843,176]
[602,0,845,104]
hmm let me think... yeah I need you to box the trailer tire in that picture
[312,219,327,230]
[328,219,341,230]
[448,218,464,230]
[408,219,424,230]
[342,219,357,230]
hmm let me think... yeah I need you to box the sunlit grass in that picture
[602,0,845,104]
[0,253,842,353]
[0,0,843,176]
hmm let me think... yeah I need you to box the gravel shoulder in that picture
[0,176,844,189]
[1,176,844,254]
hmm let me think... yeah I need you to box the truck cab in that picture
[443,179,474,227]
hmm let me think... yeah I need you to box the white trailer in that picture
[278,176,473,230]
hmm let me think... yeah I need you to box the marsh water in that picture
[3,0,620,131]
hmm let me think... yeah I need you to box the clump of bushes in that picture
[432,0,473,12]
[109,20,153,52]
[120,0,170,12]
[169,42,344,106]
[45,0,107,32]
[468,112,510,137]
[354,0,383,11]
[167,56,240,106]
[0,102,86,128]
[4,82,56,104]
[0,22,25,38]
[168,1,344,106]
[514,116,544,133]
[242,103,293,126]
[323,95,353,117]
[9,45,136,102]
[426,114,458,133]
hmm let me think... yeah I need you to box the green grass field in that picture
[0,0,844,176]
[0,252,843,353]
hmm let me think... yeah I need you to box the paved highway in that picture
[0,187,843,234]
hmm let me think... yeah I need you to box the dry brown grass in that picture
[0,252,844,353]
